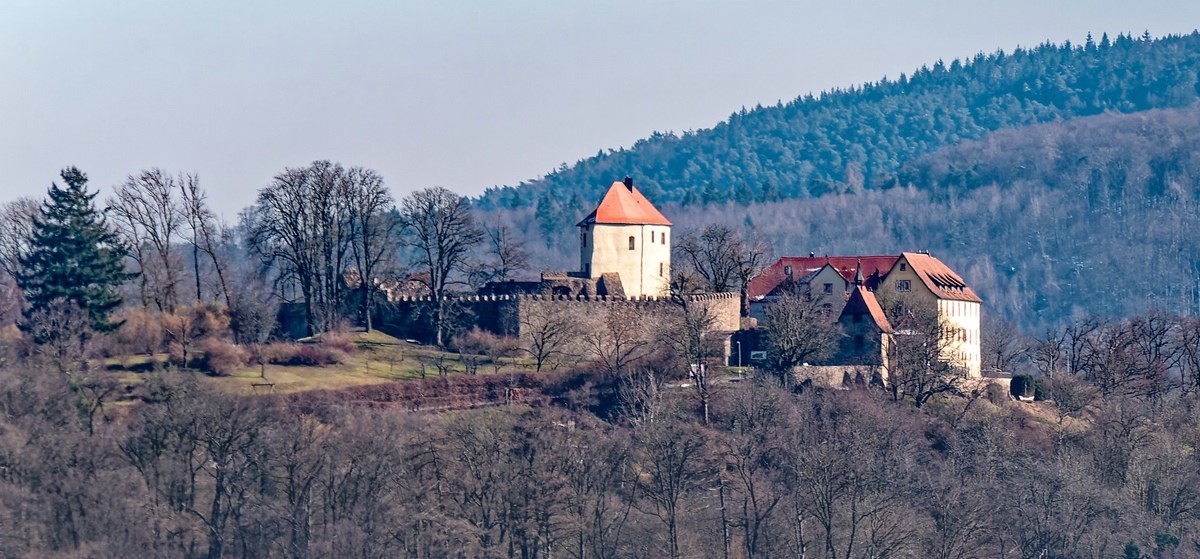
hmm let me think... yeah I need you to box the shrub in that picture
[1011,374,1034,398]
[266,342,348,367]
[1032,378,1048,401]
[195,338,249,376]
[985,382,1009,406]
[316,332,358,356]
[112,308,165,356]
[166,341,185,368]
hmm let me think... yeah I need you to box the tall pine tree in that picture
[17,167,130,341]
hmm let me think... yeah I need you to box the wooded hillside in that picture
[479,32,1200,248]
[654,106,1200,330]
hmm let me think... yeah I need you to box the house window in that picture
[659,262,664,277]
[896,280,911,292]
[823,283,833,294]
[628,236,635,250]
[899,263,907,271]
[822,303,833,315]
[580,231,587,248]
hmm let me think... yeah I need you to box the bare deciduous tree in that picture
[178,175,232,307]
[518,300,582,373]
[398,187,483,347]
[343,168,397,331]
[484,222,530,284]
[662,273,722,424]
[631,419,711,559]
[886,304,966,408]
[1175,316,1200,395]
[251,161,389,336]
[0,197,39,280]
[1044,374,1098,426]
[582,304,652,377]
[674,224,770,315]
[110,169,185,313]
[982,316,1029,374]
[761,292,843,386]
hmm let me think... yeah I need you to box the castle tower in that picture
[576,177,672,297]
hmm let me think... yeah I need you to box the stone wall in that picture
[375,291,741,344]
[793,364,886,388]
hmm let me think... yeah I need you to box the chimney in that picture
[809,252,815,258]
[623,176,633,191]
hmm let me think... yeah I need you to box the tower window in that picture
[659,262,664,276]
[651,231,656,243]
[629,236,635,250]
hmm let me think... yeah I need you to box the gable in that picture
[890,252,982,303]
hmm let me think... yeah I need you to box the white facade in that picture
[580,222,671,297]
[936,298,982,378]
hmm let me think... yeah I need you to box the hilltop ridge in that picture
[479,32,1200,245]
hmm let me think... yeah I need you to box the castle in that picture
[381,178,740,356]
[376,178,981,381]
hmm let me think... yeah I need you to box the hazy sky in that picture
[3,1,1198,218]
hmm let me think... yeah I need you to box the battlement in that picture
[377,290,741,341]
[387,291,739,304]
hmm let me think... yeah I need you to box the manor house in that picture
[749,252,983,378]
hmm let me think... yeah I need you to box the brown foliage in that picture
[264,342,349,367]
[195,337,250,376]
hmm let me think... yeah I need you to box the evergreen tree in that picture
[17,167,130,341]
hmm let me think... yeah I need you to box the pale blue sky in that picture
[2,1,1198,217]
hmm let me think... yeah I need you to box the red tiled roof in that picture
[747,255,899,299]
[577,181,671,227]
[897,252,982,303]
[840,284,894,333]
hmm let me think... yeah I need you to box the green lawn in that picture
[105,330,531,395]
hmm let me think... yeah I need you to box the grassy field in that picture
[105,329,534,396]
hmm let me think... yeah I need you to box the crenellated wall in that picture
[375,291,741,343]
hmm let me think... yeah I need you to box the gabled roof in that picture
[577,180,671,227]
[747,255,899,299]
[896,252,982,303]
[839,284,894,333]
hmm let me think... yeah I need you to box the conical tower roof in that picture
[577,179,671,227]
